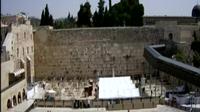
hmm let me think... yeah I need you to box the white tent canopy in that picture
[47,89,56,94]
[99,76,140,99]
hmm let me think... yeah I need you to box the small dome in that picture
[192,4,200,17]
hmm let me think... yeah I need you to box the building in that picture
[1,14,34,112]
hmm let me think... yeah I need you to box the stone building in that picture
[1,15,34,112]
[144,4,200,25]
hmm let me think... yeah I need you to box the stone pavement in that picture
[30,105,185,112]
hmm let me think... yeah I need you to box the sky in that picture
[1,0,199,19]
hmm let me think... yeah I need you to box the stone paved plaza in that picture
[30,105,185,112]
[30,79,97,100]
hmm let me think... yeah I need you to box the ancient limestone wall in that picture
[34,27,164,80]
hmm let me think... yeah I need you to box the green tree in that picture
[44,4,50,24]
[175,50,186,63]
[106,0,144,26]
[40,4,54,26]
[109,0,112,10]
[77,2,92,27]
[92,0,105,27]
[53,13,76,29]
[40,10,45,25]
[49,15,53,26]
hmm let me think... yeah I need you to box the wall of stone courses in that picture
[34,27,164,80]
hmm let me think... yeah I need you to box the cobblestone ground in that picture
[30,105,185,112]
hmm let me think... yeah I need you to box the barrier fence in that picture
[33,97,162,110]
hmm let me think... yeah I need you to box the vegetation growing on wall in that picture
[175,50,186,63]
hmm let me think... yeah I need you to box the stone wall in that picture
[34,27,164,80]
[1,60,14,91]
[1,79,27,112]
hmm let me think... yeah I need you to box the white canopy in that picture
[47,89,56,94]
[12,69,25,76]
[99,76,140,99]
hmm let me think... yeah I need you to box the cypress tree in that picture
[40,4,54,26]
[40,10,45,25]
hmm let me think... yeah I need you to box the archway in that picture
[13,95,17,106]
[18,92,21,103]
[7,99,12,109]
[22,89,27,100]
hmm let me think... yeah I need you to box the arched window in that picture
[7,99,12,109]
[17,48,19,57]
[27,47,29,54]
[18,92,21,103]
[13,95,17,106]
[169,33,173,40]
[22,89,26,100]
[24,32,26,39]
[16,33,19,40]
[23,47,25,56]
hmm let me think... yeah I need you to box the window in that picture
[23,47,24,55]
[31,46,33,52]
[17,48,19,57]
[27,47,29,54]
[24,32,26,39]
[17,33,19,40]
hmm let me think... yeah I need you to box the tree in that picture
[44,4,50,24]
[109,0,112,10]
[77,2,92,27]
[40,4,54,26]
[92,0,105,27]
[106,0,144,26]
[175,50,186,63]
[40,10,45,25]
[49,15,53,26]
[53,13,76,29]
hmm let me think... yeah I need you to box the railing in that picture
[144,44,200,87]
[33,97,162,110]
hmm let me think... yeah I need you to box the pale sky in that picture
[1,0,199,19]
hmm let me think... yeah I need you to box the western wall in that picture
[34,26,164,80]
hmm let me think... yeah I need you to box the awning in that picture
[20,58,25,64]
[11,69,25,76]
[47,89,56,94]
[27,56,31,61]
[99,76,140,99]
